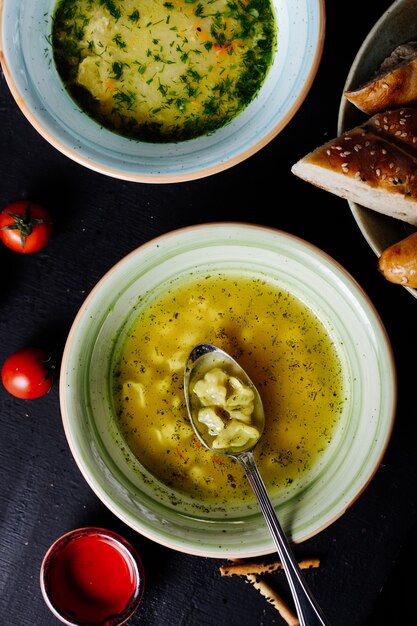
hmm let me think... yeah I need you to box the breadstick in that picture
[245,574,299,626]
[219,558,320,577]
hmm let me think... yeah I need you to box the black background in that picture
[1,1,416,625]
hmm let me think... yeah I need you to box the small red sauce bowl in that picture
[40,527,145,626]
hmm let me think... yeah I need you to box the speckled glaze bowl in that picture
[338,0,417,299]
[0,0,325,183]
[59,223,396,558]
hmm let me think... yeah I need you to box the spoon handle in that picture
[237,451,331,626]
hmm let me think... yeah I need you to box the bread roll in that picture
[378,230,417,287]
[291,108,417,226]
[344,43,417,115]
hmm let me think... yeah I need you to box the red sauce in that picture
[42,528,144,625]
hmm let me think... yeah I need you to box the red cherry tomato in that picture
[0,200,53,253]
[1,347,54,399]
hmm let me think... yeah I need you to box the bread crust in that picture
[378,230,417,286]
[344,44,417,115]
[366,108,417,153]
[291,108,417,225]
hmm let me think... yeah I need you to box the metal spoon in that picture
[184,342,330,626]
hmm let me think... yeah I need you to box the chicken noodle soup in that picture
[112,272,346,507]
[52,0,276,142]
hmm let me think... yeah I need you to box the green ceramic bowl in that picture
[60,223,396,557]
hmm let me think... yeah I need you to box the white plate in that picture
[338,0,417,298]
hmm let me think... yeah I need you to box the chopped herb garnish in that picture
[52,0,276,142]
[128,9,140,23]
[111,61,127,79]
[99,0,121,20]
[112,89,136,110]
[112,33,126,48]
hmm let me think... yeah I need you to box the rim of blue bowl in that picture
[0,0,326,183]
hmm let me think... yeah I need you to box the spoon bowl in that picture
[184,343,265,456]
[184,342,330,626]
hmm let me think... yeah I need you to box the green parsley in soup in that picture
[52,0,276,142]
[112,272,346,507]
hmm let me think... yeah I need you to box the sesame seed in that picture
[326,149,331,155]
[382,83,389,89]
[374,119,381,126]
[376,168,381,176]
[395,130,402,136]
[401,132,408,137]
[381,148,387,154]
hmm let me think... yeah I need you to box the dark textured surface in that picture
[1,2,416,625]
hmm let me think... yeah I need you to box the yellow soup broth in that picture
[112,272,345,506]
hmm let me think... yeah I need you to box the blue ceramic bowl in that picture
[0,0,325,183]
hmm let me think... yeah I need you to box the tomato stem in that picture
[1,202,52,248]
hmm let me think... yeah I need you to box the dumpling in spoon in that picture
[192,367,260,450]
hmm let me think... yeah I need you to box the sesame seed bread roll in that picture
[291,108,417,226]
[344,43,417,115]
